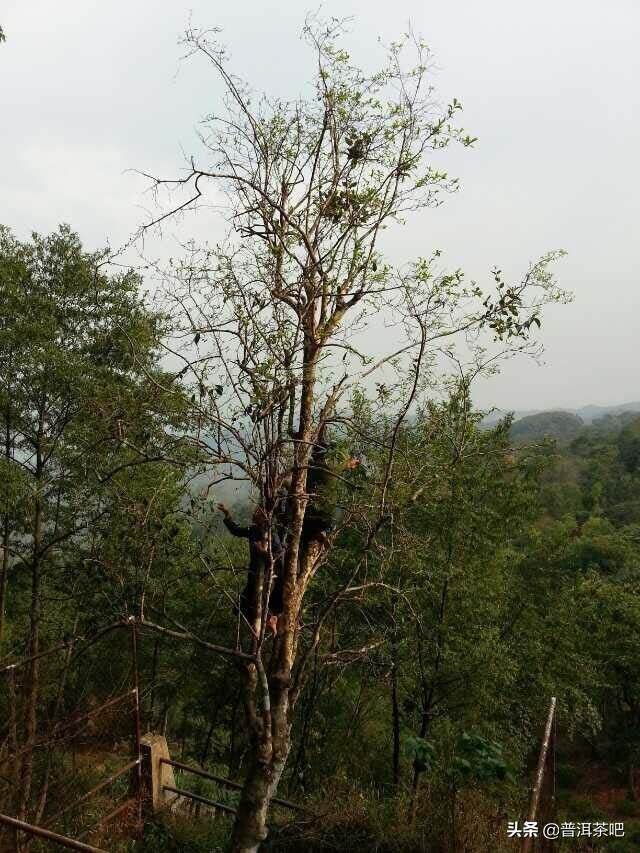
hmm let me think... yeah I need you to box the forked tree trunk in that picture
[229,616,296,852]
[229,349,321,851]
[229,527,321,850]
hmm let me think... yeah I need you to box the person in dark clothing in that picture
[274,478,291,543]
[302,429,360,546]
[217,502,284,635]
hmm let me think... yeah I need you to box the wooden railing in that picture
[159,757,304,815]
[0,813,107,853]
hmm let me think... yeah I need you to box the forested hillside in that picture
[1,18,638,853]
[509,411,584,444]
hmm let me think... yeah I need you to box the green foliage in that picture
[618,417,640,474]
[0,224,200,825]
[404,736,436,774]
[0,224,195,625]
[135,817,227,852]
[450,732,515,785]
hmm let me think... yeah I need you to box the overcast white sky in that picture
[2,0,638,411]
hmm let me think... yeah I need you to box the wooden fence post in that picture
[140,733,177,813]
[522,697,557,853]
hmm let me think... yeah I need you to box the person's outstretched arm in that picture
[217,503,250,538]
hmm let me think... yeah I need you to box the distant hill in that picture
[576,401,640,423]
[509,410,584,444]
[484,401,640,428]
[589,410,640,434]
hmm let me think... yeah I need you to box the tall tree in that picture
[142,21,567,852]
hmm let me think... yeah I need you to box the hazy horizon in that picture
[2,1,638,412]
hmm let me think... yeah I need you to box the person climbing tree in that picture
[217,502,284,635]
[302,425,361,547]
[271,479,292,615]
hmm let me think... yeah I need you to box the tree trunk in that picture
[17,492,43,829]
[7,668,19,810]
[408,704,431,823]
[228,549,308,850]
[33,615,79,825]
[0,408,12,641]
[199,708,218,765]
[290,649,320,792]
[230,751,288,853]
[391,656,401,787]
[230,348,318,851]
[149,637,160,724]
[18,417,45,832]
[229,692,240,777]
[0,514,9,642]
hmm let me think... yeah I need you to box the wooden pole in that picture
[522,697,556,853]
[130,618,143,829]
[0,813,106,852]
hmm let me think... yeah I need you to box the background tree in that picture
[0,224,193,837]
